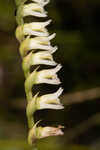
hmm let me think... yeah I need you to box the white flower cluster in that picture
[16,0,64,142]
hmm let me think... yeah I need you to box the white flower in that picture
[20,34,57,57]
[37,87,64,110]
[16,20,51,42]
[36,64,62,85]
[25,64,62,95]
[30,51,57,66]
[32,0,50,6]
[23,3,47,18]
[23,51,57,78]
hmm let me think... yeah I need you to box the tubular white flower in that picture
[36,64,62,84]
[16,20,52,42]
[20,34,57,57]
[31,51,57,66]
[37,87,64,110]
[22,51,57,77]
[25,65,62,95]
[23,3,47,18]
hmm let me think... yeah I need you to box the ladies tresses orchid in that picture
[15,0,64,147]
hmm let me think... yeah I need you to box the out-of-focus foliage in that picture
[0,0,100,149]
[0,139,94,150]
[0,0,15,32]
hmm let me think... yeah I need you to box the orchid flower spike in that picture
[15,0,64,147]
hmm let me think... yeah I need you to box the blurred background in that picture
[0,0,100,149]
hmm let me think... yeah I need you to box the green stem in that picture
[27,116,34,129]
[15,0,38,149]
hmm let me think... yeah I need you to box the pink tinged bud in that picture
[28,123,64,145]
[39,126,64,138]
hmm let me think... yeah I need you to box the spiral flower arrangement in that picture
[15,0,64,147]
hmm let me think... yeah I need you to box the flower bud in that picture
[28,123,64,145]
[38,126,64,138]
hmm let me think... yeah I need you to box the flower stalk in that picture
[15,0,64,148]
